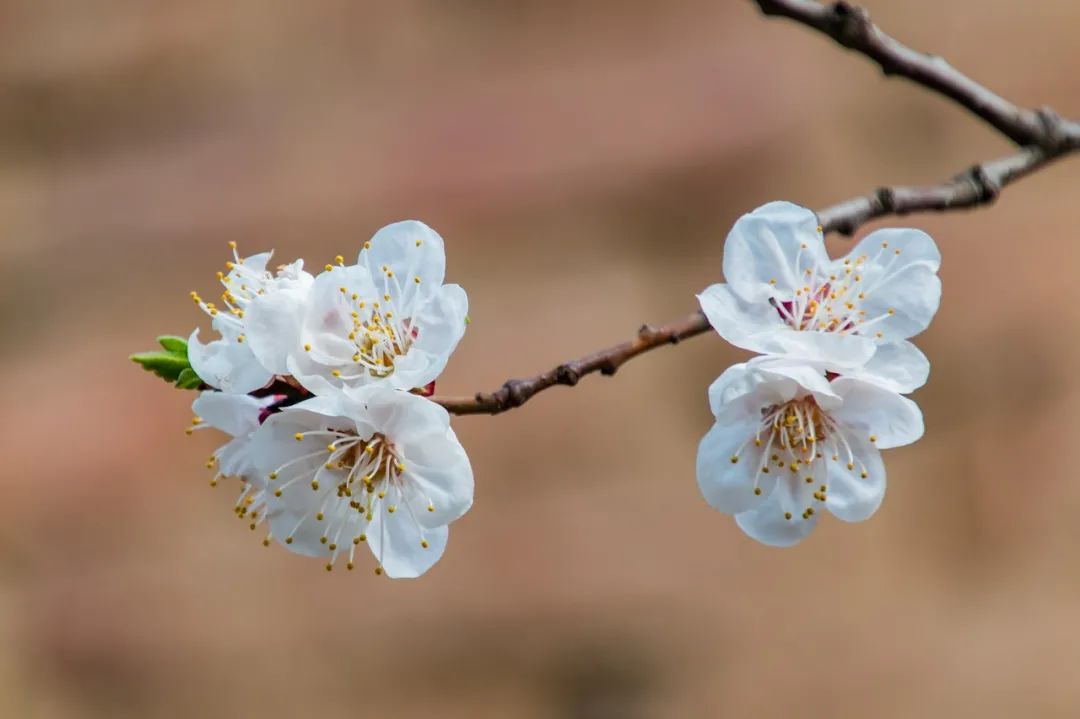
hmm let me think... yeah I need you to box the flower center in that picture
[268,426,437,573]
[728,395,873,523]
[768,240,905,341]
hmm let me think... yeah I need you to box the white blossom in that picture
[189,390,281,536]
[188,243,313,393]
[697,201,941,393]
[244,220,468,395]
[249,385,473,578]
[696,356,923,546]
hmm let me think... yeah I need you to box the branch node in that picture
[555,365,581,386]
[875,186,898,213]
[1036,106,1068,151]
[968,164,1001,205]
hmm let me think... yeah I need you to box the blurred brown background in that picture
[2,1,1080,717]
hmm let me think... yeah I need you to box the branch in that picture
[753,0,1080,150]
[435,312,712,415]
[431,1,1080,416]
[819,145,1063,235]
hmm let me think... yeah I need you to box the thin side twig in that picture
[753,0,1080,150]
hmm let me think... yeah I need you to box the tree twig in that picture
[753,0,1080,150]
[432,0,1080,416]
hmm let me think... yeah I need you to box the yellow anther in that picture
[887,308,895,315]
[335,255,345,265]
[374,567,383,576]
[364,241,372,249]
[805,476,813,484]
[331,369,342,378]
[315,512,324,521]
[753,487,762,496]
[414,276,421,284]
[325,264,334,272]
[769,279,777,285]
[236,334,245,343]
[311,480,320,490]
[347,562,355,571]
[860,470,869,479]
[869,435,877,443]
[286,537,294,545]
[262,538,271,547]
[415,239,422,247]
[847,462,855,470]
[730,456,739,464]
[383,293,391,301]
[427,504,435,513]
[784,512,793,520]
[328,543,337,551]
[377,491,386,499]
[304,343,312,352]
[388,505,397,514]
[227,241,237,249]
[294,432,304,441]
[395,462,405,472]
[192,416,202,425]
[225,261,236,270]
[274,489,282,497]
[325,564,333,572]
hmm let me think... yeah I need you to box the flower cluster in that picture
[187,221,473,577]
[695,201,940,546]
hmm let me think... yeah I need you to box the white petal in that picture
[192,391,272,437]
[697,283,785,352]
[349,385,451,441]
[734,478,820,547]
[723,201,827,303]
[399,426,474,527]
[856,341,930,394]
[187,328,273,394]
[845,228,941,340]
[361,221,446,303]
[365,509,448,578]
[302,265,372,365]
[824,433,886,522]
[764,329,876,370]
[391,283,468,389]
[707,358,840,420]
[216,435,256,478]
[244,287,312,375]
[750,357,842,410]
[830,377,924,449]
[239,251,273,275]
[696,419,776,514]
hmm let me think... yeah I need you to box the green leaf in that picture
[130,350,190,383]
[157,335,189,355]
[174,367,204,390]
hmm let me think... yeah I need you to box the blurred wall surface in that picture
[2,1,1080,717]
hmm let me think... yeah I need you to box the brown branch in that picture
[432,1,1080,416]
[753,0,1080,150]
[435,312,712,415]
[818,145,1066,235]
